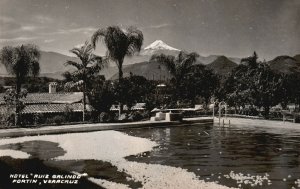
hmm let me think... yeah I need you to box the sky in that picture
[0,0,299,60]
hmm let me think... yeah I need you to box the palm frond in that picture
[70,48,82,59]
[64,80,83,92]
[126,26,143,56]
[181,52,199,68]
[62,71,73,81]
[64,60,83,70]
[70,69,85,78]
[104,26,128,63]
[88,55,104,72]
[82,41,93,54]
[91,28,107,48]
[150,54,176,76]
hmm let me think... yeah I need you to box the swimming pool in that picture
[0,121,299,189]
[123,123,300,189]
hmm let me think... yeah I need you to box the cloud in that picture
[0,16,15,23]
[143,23,173,29]
[34,15,53,24]
[40,27,97,35]
[0,16,21,33]
[66,27,97,34]
[0,24,43,38]
[20,25,42,31]
[0,36,38,43]
[44,39,55,43]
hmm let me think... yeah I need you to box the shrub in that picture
[0,106,15,127]
[99,112,111,123]
[48,115,65,125]
[128,111,143,121]
[141,111,151,120]
[34,114,46,125]
[64,106,75,122]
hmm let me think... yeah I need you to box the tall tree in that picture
[150,51,199,102]
[0,44,40,125]
[222,64,253,109]
[183,65,220,106]
[64,41,103,121]
[223,52,284,119]
[113,75,155,109]
[91,26,143,116]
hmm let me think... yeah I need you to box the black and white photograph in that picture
[0,0,300,188]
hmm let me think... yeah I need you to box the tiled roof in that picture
[21,103,93,114]
[0,92,83,105]
[0,103,93,114]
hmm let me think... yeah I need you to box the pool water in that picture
[122,124,300,189]
[1,123,300,189]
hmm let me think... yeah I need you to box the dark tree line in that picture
[0,44,41,125]
[220,52,300,119]
[150,51,220,108]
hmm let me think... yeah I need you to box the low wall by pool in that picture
[0,117,213,138]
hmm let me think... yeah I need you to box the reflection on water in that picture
[123,124,300,189]
[0,140,141,189]
[0,140,66,159]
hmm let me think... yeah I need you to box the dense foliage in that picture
[64,41,103,121]
[0,44,41,125]
[87,76,115,113]
[0,76,62,93]
[150,51,199,103]
[183,65,219,106]
[221,52,289,119]
[92,26,144,116]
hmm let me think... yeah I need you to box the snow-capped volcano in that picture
[144,40,180,51]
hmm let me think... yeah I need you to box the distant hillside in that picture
[39,51,78,73]
[197,55,241,65]
[267,55,300,74]
[196,55,218,65]
[0,51,77,79]
[294,54,300,63]
[110,61,172,81]
[40,72,65,80]
[206,56,238,76]
[109,55,241,80]
[99,65,118,80]
[39,65,118,80]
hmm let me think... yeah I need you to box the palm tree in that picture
[91,26,143,116]
[64,41,103,122]
[150,51,199,101]
[0,44,41,125]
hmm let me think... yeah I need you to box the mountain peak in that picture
[215,55,228,60]
[144,40,180,51]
